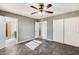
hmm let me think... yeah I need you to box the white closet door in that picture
[64,17,79,47]
[35,22,39,38]
[41,21,47,39]
[53,19,63,43]
[0,16,5,49]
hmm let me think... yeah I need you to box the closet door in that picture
[53,19,63,43]
[64,17,79,47]
[0,16,5,49]
[35,22,39,38]
[41,21,47,39]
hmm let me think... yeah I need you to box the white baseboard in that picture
[17,38,35,44]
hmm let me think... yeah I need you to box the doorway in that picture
[35,21,47,39]
[35,22,40,38]
[5,17,18,47]
[41,21,47,39]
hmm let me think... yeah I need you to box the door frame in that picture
[5,16,18,44]
[41,20,47,39]
[35,21,40,38]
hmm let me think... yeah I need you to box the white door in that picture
[0,16,5,49]
[35,22,39,38]
[41,21,47,39]
[53,19,64,43]
[64,17,79,47]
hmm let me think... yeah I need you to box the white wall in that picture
[0,16,5,49]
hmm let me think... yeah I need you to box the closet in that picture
[64,17,79,47]
[53,19,64,43]
[53,17,79,47]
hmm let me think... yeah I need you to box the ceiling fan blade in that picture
[31,12,38,15]
[45,11,53,13]
[30,6,38,10]
[47,4,52,8]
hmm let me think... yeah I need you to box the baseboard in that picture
[17,38,35,44]
[44,39,53,41]
[17,38,53,44]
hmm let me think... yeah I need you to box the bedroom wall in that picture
[43,10,79,41]
[44,18,53,41]
[0,16,5,49]
[0,10,36,43]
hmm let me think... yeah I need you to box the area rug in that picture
[25,40,42,50]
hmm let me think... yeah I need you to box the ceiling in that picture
[0,3,79,19]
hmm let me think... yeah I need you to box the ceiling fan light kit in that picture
[30,3,53,16]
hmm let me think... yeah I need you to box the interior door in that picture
[64,17,79,47]
[41,21,47,39]
[53,19,64,43]
[35,22,39,38]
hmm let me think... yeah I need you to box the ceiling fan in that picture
[30,3,54,16]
